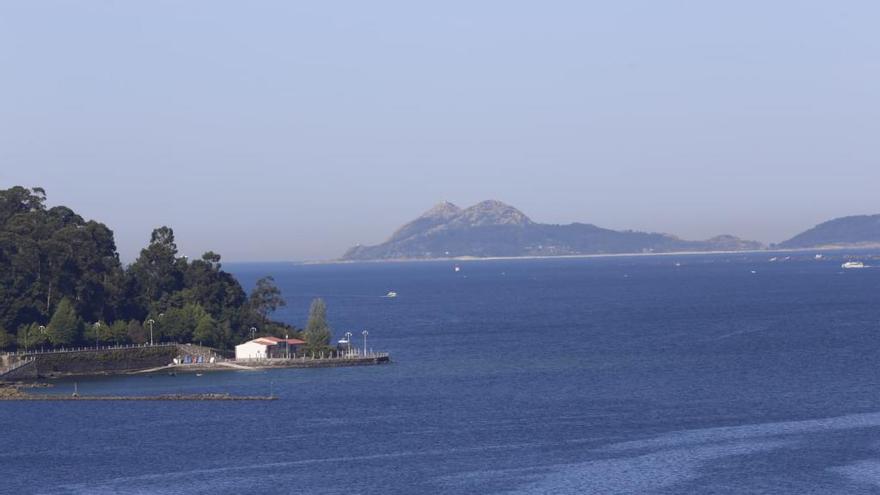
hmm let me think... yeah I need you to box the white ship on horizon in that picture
[841,261,866,269]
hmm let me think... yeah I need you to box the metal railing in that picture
[2,342,178,358]
[235,350,389,363]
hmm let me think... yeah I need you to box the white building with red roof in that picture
[235,336,306,360]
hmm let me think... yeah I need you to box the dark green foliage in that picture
[249,276,286,322]
[128,226,185,315]
[108,320,129,345]
[193,311,218,347]
[0,186,294,350]
[0,326,14,350]
[127,320,147,344]
[0,186,121,331]
[158,303,212,343]
[304,298,332,353]
[47,298,81,346]
[16,323,48,350]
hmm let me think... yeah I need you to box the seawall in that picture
[1,344,224,380]
[31,347,179,378]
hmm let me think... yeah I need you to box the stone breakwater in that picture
[0,386,275,401]
[234,353,391,370]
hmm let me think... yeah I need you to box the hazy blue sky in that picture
[2,1,878,261]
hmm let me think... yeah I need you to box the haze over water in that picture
[5,252,880,493]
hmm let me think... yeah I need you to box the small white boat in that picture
[385,291,398,298]
[454,265,461,272]
[815,254,824,260]
[842,261,866,269]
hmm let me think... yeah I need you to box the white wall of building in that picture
[235,341,269,360]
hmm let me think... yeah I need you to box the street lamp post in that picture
[93,322,101,348]
[362,330,369,356]
[344,332,353,356]
[39,326,45,352]
[250,327,257,340]
[147,319,155,346]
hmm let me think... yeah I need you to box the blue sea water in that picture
[4,252,880,494]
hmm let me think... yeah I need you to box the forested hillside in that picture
[0,186,292,350]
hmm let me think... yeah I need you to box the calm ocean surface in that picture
[4,253,880,494]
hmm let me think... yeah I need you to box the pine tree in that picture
[47,298,81,346]
[304,298,332,353]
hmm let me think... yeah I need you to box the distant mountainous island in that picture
[342,200,764,261]
[777,214,880,249]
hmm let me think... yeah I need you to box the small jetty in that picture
[132,352,391,376]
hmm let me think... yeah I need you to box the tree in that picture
[181,252,247,326]
[304,298,332,353]
[16,323,48,350]
[0,186,121,333]
[109,320,129,345]
[84,320,112,346]
[47,298,81,346]
[160,303,212,343]
[193,312,217,347]
[249,276,286,322]
[126,320,147,344]
[0,326,14,350]
[129,226,185,314]
[0,187,292,351]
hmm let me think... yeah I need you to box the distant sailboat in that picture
[385,291,398,298]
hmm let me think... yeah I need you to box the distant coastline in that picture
[340,200,880,262]
[341,200,764,262]
[311,244,880,266]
